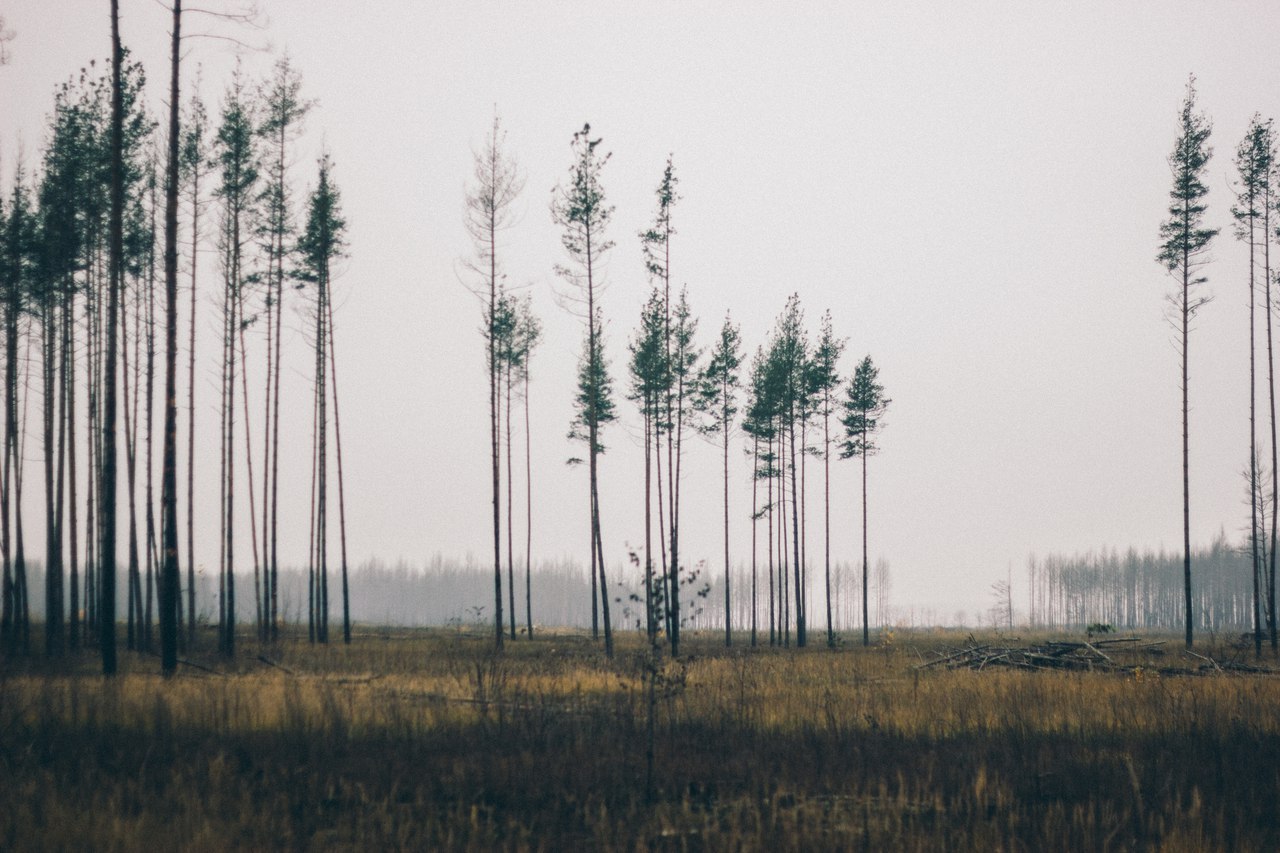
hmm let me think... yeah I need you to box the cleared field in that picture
[2,629,1277,850]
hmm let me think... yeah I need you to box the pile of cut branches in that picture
[913,636,1271,675]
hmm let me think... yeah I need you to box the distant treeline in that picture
[1027,535,1252,632]
[17,554,894,634]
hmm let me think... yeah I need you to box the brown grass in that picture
[2,628,1277,850]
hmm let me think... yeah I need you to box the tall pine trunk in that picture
[102,0,124,674]
[523,363,533,640]
[325,299,351,644]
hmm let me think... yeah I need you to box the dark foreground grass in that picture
[2,628,1278,850]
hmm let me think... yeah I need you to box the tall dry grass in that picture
[1,628,1277,850]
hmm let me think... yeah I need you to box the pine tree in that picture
[1234,114,1272,656]
[1156,75,1218,648]
[552,123,615,657]
[665,287,700,654]
[840,355,889,647]
[213,68,259,657]
[771,296,807,646]
[179,85,209,650]
[639,158,680,647]
[629,288,668,642]
[515,295,540,639]
[465,115,522,651]
[1,163,35,656]
[808,310,845,647]
[102,0,126,674]
[741,346,771,647]
[696,314,741,646]
[256,54,311,644]
[297,153,347,645]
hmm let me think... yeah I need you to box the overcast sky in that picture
[4,1,1280,619]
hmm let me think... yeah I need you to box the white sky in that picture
[3,1,1279,618]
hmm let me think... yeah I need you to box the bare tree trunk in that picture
[1267,188,1279,653]
[186,133,199,649]
[101,0,124,674]
[261,235,274,643]
[43,298,62,656]
[669,369,683,657]
[67,285,79,649]
[315,269,328,644]
[14,337,29,654]
[218,264,229,650]
[1249,203,1262,658]
[160,0,183,674]
[779,425,789,647]
[505,357,515,639]
[654,403,668,636]
[325,299,351,644]
[790,415,803,647]
[122,276,140,651]
[143,188,157,653]
[487,176,502,653]
[237,321,261,642]
[862,426,870,647]
[767,432,774,646]
[723,401,730,647]
[750,434,758,648]
[523,364,532,640]
[306,368,317,644]
[1182,237,1194,648]
[824,399,833,647]
[586,243,611,656]
[644,402,654,642]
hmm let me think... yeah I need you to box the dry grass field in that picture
[2,628,1278,850]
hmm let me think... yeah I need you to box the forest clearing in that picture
[3,627,1278,850]
[10,3,1280,849]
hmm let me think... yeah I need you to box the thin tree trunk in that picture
[487,164,502,654]
[325,298,351,644]
[1183,219,1194,648]
[505,357,515,639]
[644,401,654,642]
[39,305,53,655]
[67,284,79,649]
[261,223,274,643]
[670,364,683,657]
[159,0,183,674]
[186,133,199,649]
[237,320,261,642]
[316,268,328,644]
[143,185,157,653]
[862,425,870,647]
[14,339,29,654]
[790,413,803,647]
[102,0,124,674]
[269,243,283,641]
[43,300,61,656]
[1251,204,1262,658]
[824,399,833,647]
[122,277,140,651]
[306,363,317,644]
[779,426,789,646]
[523,363,532,640]
[1267,184,1279,653]
[586,233,611,657]
[767,432,774,646]
[750,433,758,647]
[217,262,229,650]
[723,402,731,647]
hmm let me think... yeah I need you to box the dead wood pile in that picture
[914,637,1274,675]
